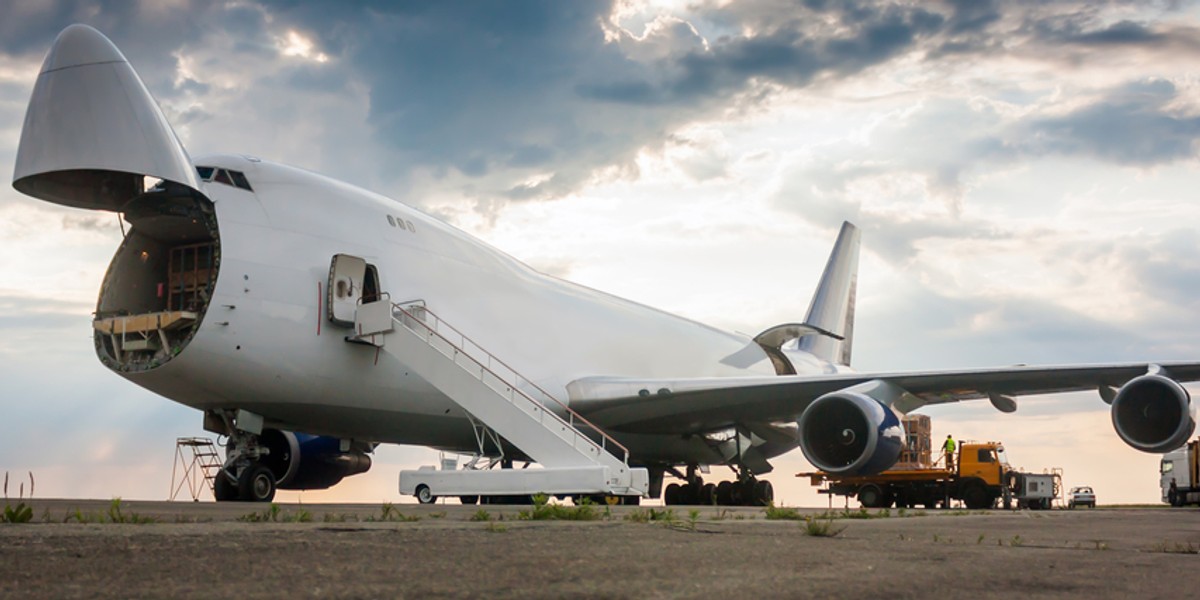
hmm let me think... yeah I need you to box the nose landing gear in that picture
[211,412,278,503]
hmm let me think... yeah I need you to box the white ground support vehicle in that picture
[1067,486,1096,509]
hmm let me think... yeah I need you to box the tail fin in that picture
[798,221,860,366]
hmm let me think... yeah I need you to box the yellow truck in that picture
[801,441,1011,509]
[799,417,1061,510]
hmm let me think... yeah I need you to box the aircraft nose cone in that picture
[42,24,127,73]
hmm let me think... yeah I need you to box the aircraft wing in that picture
[566,361,1200,434]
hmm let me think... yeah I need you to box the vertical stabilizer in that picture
[798,222,860,366]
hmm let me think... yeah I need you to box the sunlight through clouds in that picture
[276,29,328,63]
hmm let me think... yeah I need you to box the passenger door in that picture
[328,254,366,327]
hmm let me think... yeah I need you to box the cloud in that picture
[246,0,971,210]
[1018,79,1200,166]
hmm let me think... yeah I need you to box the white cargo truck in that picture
[1161,438,1200,507]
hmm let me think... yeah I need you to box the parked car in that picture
[1068,486,1096,509]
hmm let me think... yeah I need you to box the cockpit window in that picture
[196,166,253,191]
[228,170,253,191]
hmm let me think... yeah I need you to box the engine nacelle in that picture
[259,429,372,490]
[1111,374,1195,453]
[797,382,906,476]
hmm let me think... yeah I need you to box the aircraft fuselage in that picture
[116,154,821,464]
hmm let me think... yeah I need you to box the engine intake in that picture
[798,385,905,475]
[1111,374,1195,453]
[260,429,372,490]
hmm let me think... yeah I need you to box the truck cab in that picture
[957,442,1008,486]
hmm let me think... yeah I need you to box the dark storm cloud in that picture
[6,1,1199,206]
[1020,80,1200,166]
[1028,15,1200,50]
[251,0,960,200]
[0,1,268,97]
[654,1,945,99]
[943,0,1002,35]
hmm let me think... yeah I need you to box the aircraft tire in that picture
[754,480,774,506]
[716,481,733,505]
[213,471,238,502]
[664,483,681,505]
[237,463,276,503]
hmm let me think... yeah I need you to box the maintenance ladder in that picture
[170,437,223,501]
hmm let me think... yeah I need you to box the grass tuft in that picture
[802,517,845,537]
[764,504,805,521]
[520,502,601,521]
[237,503,312,523]
[366,502,420,523]
[1,502,33,524]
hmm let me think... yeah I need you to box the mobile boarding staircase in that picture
[349,299,649,503]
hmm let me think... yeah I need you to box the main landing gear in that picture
[214,427,277,503]
[662,465,774,506]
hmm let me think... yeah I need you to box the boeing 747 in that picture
[12,25,1198,505]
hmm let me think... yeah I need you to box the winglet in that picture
[798,221,860,366]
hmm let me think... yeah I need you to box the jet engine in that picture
[797,382,905,476]
[1111,373,1195,453]
[258,429,372,490]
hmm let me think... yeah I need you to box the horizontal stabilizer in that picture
[753,322,844,350]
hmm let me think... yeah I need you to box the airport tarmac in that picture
[1,500,1198,598]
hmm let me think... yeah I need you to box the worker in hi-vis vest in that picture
[943,435,957,471]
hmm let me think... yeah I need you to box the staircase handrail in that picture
[390,301,630,466]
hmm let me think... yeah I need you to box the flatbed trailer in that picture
[799,421,1062,510]
[801,447,1004,509]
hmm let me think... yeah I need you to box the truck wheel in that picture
[858,484,884,508]
[962,481,991,510]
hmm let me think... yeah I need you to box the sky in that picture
[2,0,1200,506]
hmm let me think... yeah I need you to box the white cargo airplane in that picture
[12,25,1199,506]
